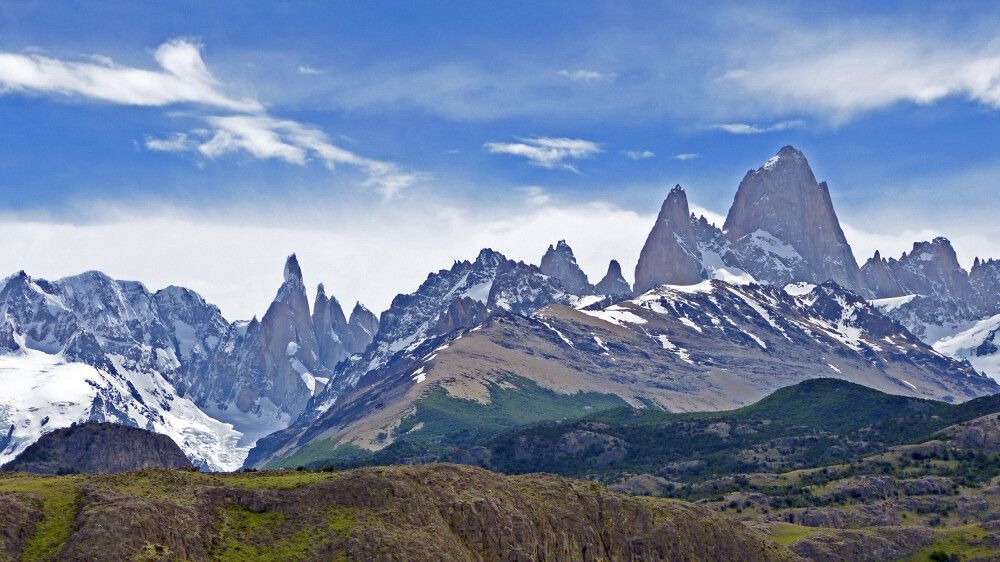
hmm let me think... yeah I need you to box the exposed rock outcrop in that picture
[539,240,593,296]
[594,259,632,299]
[205,254,334,429]
[860,251,905,299]
[1,423,193,474]
[634,185,707,293]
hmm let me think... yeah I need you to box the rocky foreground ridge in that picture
[0,464,791,561]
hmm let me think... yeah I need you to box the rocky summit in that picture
[634,185,716,292]
[540,239,593,296]
[594,259,632,299]
[1,422,192,474]
[724,145,864,291]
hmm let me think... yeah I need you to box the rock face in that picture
[634,185,707,293]
[346,303,379,352]
[723,145,863,291]
[1,422,193,474]
[323,248,572,394]
[539,240,593,295]
[864,238,994,346]
[882,238,971,301]
[200,254,335,439]
[312,287,377,371]
[860,251,904,299]
[970,258,1000,315]
[594,260,632,299]
[0,464,792,561]
[312,283,351,368]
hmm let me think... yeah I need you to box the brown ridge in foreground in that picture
[0,463,794,561]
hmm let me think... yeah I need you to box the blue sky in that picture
[2,2,1000,318]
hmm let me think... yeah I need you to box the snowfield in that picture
[0,348,249,471]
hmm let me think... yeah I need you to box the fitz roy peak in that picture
[633,146,866,295]
[723,145,864,291]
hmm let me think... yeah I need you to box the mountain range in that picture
[2,145,998,471]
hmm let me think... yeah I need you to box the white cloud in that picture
[0,39,260,112]
[484,137,601,172]
[144,132,196,152]
[712,120,804,135]
[557,69,614,81]
[671,153,699,161]
[0,38,417,197]
[297,65,323,75]
[721,30,1000,122]
[190,115,416,197]
[623,150,655,160]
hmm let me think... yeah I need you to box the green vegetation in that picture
[0,474,81,561]
[265,442,368,470]
[443,378,1000,482]
[291,375,629,470]
[394,376,629,444]
[768,522,820,546]
[209,506,340,562]
[907,525,994,561]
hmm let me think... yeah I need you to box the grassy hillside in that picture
[322,378,1000,484]
[0,464,791,562]
[267,375,629,469]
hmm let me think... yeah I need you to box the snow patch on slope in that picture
[0,348,247,471]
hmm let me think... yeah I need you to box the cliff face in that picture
[0,464,794,561]
[724,146,863,291]
[539,240,593,296]
[634,185,706,293]
[1,423,192,474]
[594,259,632,299]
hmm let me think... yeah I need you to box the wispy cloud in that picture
[145,131,200,152]
[721,27,1000,122]
[517,186,552,206]
[0,39,417,197]
[557,69,615,82]
[0,39,261,112]
[671,153,699,161]
[712,120,804,135]
[623,150,655,160]
[160,115,416,197]
[297,65,323,75]
[484,137,601,172]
